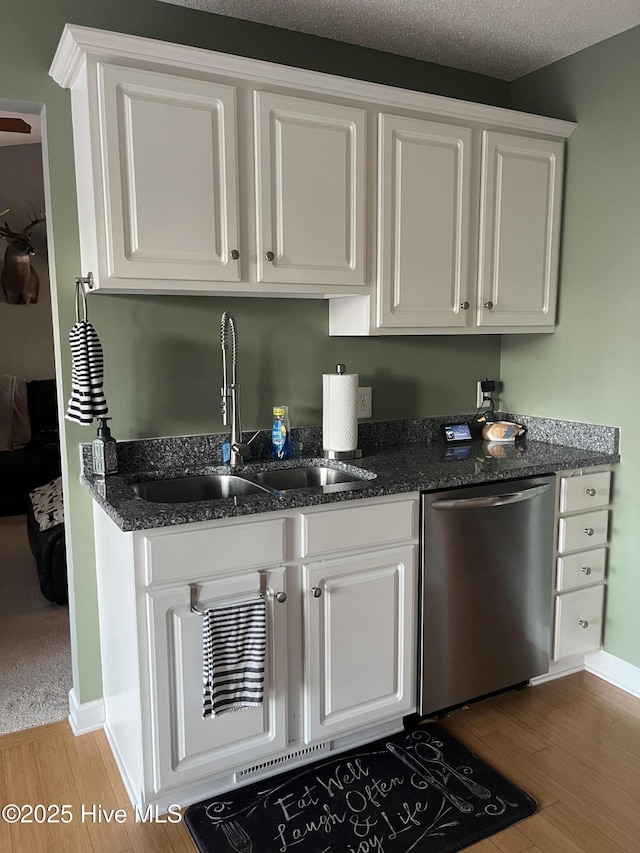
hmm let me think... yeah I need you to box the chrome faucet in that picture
[220,311,257,466]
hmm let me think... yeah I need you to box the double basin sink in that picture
[131,463,375,504]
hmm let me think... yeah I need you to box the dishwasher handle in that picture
[431,483,551,510]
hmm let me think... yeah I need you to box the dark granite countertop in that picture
[81,418,619,532]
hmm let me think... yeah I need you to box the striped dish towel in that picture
[203,599,266,718]
[65,320,109,425]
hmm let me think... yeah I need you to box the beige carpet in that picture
[0,515,72,734]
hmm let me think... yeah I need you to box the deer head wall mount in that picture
[0,209,46,305]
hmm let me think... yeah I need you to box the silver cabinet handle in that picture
[265,251,275,261]
[275,591,287,603]
[579,619,589,629]
[586,488,596,496]
[230,249,239,260]
[484,301,494,309]
[311,587,322,598]
[584,527,595,536]
[581,566,592,575]
[460,301,470,310]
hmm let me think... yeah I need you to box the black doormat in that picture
[184,724,536,852]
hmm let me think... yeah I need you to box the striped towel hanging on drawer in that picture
[65,319,109,425]
[203,598,266,718]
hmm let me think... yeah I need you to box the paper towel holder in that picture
[323,448,363,460]
[322,363,363,460]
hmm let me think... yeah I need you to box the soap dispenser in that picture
[92,417,118,476]
[271,406,291,460]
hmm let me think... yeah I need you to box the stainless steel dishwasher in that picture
[419,474,555,716]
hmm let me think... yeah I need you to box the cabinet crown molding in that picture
[50,24,576,138]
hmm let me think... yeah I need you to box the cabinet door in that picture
[97,64,240,288]
[478,131,564,329]
[254,91,366,289]
[303,546,416,743]
[376,114,472,329]
[146,567,287,791]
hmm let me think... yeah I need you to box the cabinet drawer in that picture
[559,471,611,513]
[301,498,416,558]
[556,548,607,591]
[553,585,604,660]
[144,517,286,584]
[558,510,609,553]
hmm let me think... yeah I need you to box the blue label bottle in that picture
[271,406,291,460]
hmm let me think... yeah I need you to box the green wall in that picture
[97,296,502,438]
[503,27,640,667]
[0,0,507,702]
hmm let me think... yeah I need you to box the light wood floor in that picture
[1,671,639,852]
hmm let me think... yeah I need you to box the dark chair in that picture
[1,378,67,604]
[0,378,61,516]
[26,499,68,605]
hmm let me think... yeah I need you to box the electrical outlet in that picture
[357,387,372,419]
[476,379,496,409]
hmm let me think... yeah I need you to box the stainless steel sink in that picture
[132,474,271,503]
[251,465,371,492]
[132,464,375,504]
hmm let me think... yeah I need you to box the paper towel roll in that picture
[323,369,358,453]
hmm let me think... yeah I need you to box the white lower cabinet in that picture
[303,545,416,742]
[552,469,612,664]
[93,493,418,809]
[147,567,288,791]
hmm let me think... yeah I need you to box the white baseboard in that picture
[531,654,586,685]
[103,722,141,808]
[68,688,105,735]
[585,650,640,698]
[529,650,640,699]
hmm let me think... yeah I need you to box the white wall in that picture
[0,143,54,379]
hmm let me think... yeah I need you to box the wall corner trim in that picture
[68,688,105,736]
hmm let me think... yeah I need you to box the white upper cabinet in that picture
[254,92,366,289]
[477,132,564,330]
[376,115,472,329]
[51,25,574,320]
[96,65,240,289]
[330,120,568,335]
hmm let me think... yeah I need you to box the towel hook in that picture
[190,573,268,615]
[190,584,207,616]
[74,274,93,323]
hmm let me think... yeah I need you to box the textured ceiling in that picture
[156,0,640,80]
